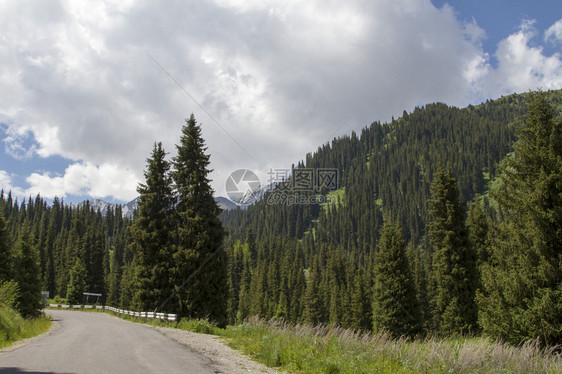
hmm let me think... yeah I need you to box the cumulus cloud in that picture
[2,126,37,160]
[475,20,562,97]
[0,163,136,201]
[0,170,27,197]
[25,162,138,201]
[545,19,562,43]
[0,1,561,201]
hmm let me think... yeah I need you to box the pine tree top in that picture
[173,114,220,217]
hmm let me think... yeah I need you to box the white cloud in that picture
[475,19,562,98]
[0,1,561,201]
[25,162,138,201]
[1,162,137,201]
[545,19,562,43]
[0,170,27,197]
[2,126,37,160]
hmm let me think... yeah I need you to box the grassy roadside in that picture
[46,307,562,373]
[221,319,562,374]
[0,307,52,349]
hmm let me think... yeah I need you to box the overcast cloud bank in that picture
[1,0,561,202]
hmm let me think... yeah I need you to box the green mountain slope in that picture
[222,90,562,248]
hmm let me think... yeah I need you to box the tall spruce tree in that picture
[349,270,372,331]
[66,259,87,305]
[172,114,228,326]
[371,218,419,337]
[479,91,562,345]
[428,166,478,335]
[43,197,60,296]
[119,262,135,309]
[131,142,176,312]
[106,253,121,307]
[12,228,42,317]
[235,243,252,323]
[302,255,324,325]
[466,201,489,270]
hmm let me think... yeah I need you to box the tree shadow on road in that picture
[0,368,72,374]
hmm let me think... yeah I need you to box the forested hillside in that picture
[223,92,561,245]
[1,90,561,344]
[221,90,562,343]
[0,195,134,307]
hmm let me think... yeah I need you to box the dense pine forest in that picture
[222,89,562,345]
[1,115,228,326]
[1,90,561,345]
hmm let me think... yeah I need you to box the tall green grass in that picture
[221,318,562,374]
[0,307,51,348]
[0,280,52,348]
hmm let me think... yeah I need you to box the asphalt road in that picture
[0,310,217,374]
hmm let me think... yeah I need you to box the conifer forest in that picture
[1,90,561,345]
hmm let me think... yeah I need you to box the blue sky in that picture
[1,0,561,204]
[432,0,562,59]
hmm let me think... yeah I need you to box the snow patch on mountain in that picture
[75,194,244,219]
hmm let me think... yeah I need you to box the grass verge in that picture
[0,307,52,349]
[220,318,562,374]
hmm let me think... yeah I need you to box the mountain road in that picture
[0,309,221,374]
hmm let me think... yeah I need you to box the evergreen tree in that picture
[0,280,19,309]
[288,245,306,323]
[131,142,176,312]
[172,114,228,326]
[106,253,121,307]
[407,241,431,331]
[12,228,42,317]
[235,246,252,322]
[372,218,419,337]
[248,258,267,318]
[302,256,324,325]
[349,270,371,331]
[428,166,478,335]
[466,201,489,269]
[107,208,129,306]
[43,197,60,296]
[119,262,135,309]
[479,92,562,345]
[0,213,11,282]
[83,215,105,296]
[66,259,87,305]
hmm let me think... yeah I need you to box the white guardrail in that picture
[47,304,178,322]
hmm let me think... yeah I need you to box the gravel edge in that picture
[155,326,283,374]
[28,309,282,373]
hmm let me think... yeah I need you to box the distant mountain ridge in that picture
[215,196,240,211]
[75,195,241,218]
[71,199,118,216]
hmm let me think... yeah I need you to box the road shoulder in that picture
[0,315,60,353]
[156,326,282,374]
